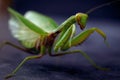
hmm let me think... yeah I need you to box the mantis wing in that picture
[24,11,58,33]
[9,14,40,48]
[8,8,49,48]
[8,8,48,35]
[8,8,58,48]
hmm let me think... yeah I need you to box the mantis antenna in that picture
[86,0,120,14]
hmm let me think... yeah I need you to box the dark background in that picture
[0,0,120,80]
[11,0,120,20]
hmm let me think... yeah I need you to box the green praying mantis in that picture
[0,0,119,79]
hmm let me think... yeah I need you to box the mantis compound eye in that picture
[75,13,88,30]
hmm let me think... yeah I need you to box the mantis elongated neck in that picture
[55,15,76,32]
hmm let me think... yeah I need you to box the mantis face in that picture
[75,13,88,30]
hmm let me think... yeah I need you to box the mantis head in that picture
[75,13,88,30]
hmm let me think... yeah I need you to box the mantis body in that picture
[0,0,119,79]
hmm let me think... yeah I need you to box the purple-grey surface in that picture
[0,0,120,80]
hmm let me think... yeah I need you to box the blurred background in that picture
[9,0,120,19]
[0,0,120,80]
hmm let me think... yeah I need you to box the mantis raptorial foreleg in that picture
[54,24,76,52]
[5,54,43,79]
[61,27,108,50]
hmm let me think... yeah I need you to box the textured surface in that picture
[0,13,120,80]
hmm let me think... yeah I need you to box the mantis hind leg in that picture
[5,55,43,79]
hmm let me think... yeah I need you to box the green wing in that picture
[9,16,40,48]
[24,11,58,33]
[8,8,48,35]
[8,8,58,48]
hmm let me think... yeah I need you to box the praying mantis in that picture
[0,0,119,79]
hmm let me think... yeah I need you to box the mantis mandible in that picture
[0,0,119,79]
